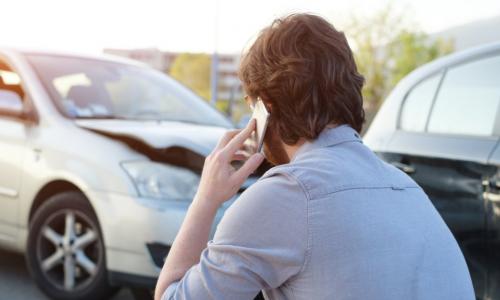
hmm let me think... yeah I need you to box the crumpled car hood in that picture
[75,119,228,156]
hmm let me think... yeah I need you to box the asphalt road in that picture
[0,249,135,300]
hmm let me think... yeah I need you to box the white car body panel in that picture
[0,48,236,282]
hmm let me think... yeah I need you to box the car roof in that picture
[0,46,147,67]
[402,41,500,84]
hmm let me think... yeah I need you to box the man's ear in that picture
[263,101,273,113]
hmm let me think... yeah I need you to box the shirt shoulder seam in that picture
[278,170,312,276]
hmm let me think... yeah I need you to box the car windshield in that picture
[26,54,232,127]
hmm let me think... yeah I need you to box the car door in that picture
[379,53,500,299]
[484,146,500,299]
[0,57,29,244]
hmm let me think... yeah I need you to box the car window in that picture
[427,54,500,137]
[400,72,442,132]
[27,54,232,127]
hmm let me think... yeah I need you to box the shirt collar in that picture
[291,125,362,162]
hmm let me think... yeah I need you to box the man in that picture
[155,13,475,300]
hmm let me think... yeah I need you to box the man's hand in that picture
[154,119,264,300]
[194,119,265,208]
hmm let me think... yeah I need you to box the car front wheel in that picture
[27,191,116,300]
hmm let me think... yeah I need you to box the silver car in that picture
[0,49,258,299]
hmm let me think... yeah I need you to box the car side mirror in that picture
[0,90,23,118]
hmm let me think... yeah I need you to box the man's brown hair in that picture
[239,13,365,145]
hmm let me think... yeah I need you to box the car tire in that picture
[26,191,117,300]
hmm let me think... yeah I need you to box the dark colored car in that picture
[364,41,500,299]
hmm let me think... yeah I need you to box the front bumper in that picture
[86,189,229,285]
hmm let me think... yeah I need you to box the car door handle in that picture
[0,186,18,198]
[391,161,416,174]
[482,179,500,190]
[484,191,500,203]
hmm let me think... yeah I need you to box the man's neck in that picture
[282,138,306,162]
[282,124,338,162]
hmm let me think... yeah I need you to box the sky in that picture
[1,0,499,54]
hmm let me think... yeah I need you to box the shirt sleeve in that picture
[161,172,309,300]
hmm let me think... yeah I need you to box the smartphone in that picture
[244,98,270,155]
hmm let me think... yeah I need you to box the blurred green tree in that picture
[389,31,454,86]
[169,53,211,101]
[346,5,454,121]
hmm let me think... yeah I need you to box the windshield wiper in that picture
[75,115,128,120]
[75,115,229,127]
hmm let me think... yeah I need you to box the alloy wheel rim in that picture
[36,209,102,291]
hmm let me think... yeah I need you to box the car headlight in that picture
[121,161,200,201]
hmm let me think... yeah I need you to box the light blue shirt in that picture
[162,125,475,300]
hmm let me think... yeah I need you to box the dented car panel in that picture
[76,119,226,172]
[75,119,227,157]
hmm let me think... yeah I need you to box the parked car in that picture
[0,48,264,299]
[364,41,500,300]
